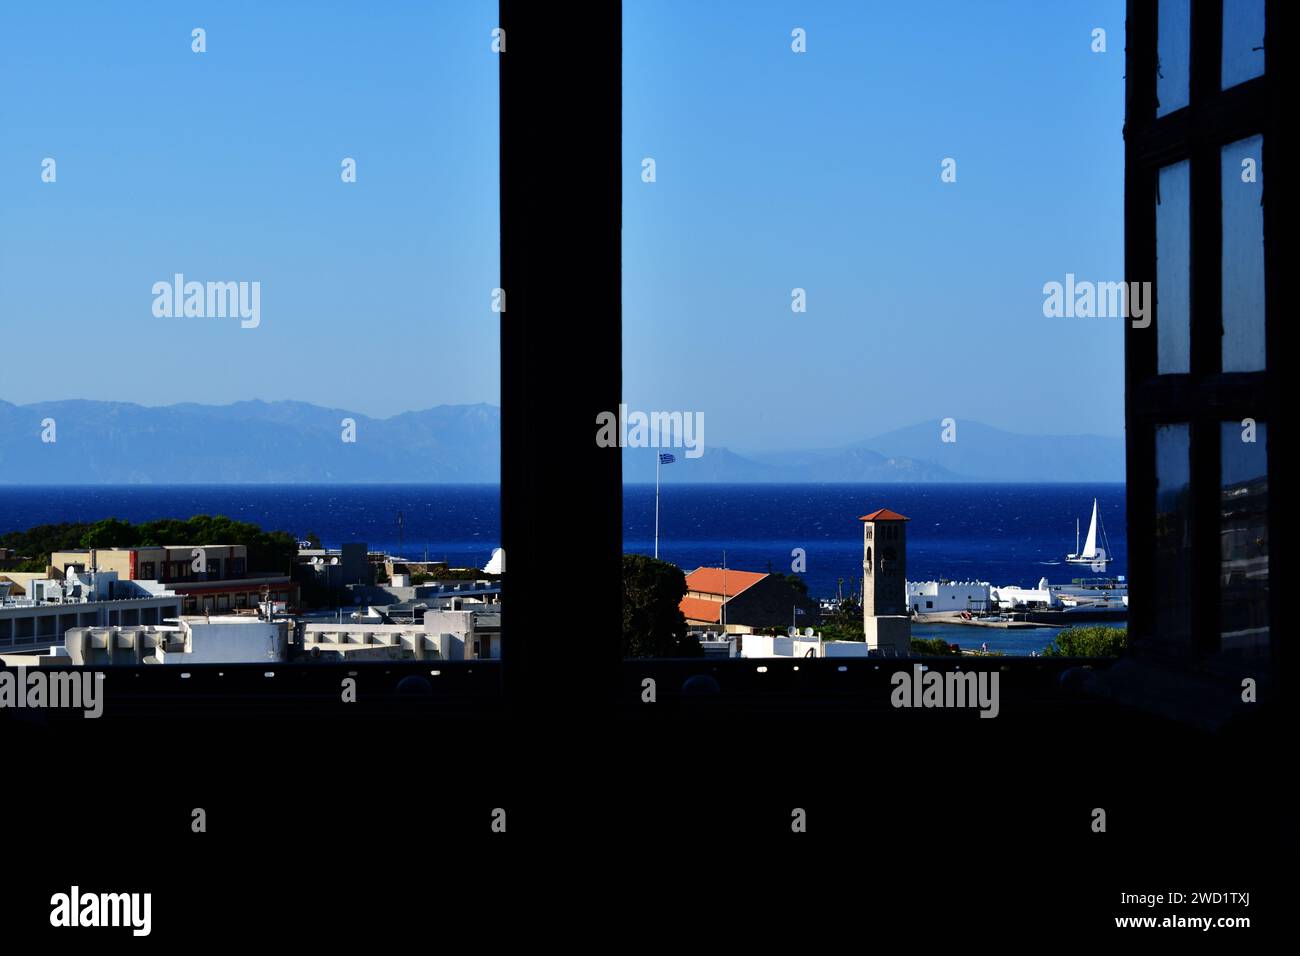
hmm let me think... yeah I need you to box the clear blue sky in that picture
[0,1,499,418]
[2,2,1124,451]
[623,0,1126,450]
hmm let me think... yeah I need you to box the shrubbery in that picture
[1042,626,1127,657]
[910,636,959,655]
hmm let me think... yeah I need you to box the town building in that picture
[1,616,289,667]
[989,579,1054,610]
[734,628,872,659]
[294,542,371,588]
[0,570,182,651]
[908,580,992,614]
[301,604,501,661]
[678,567,816,632]
[351,579,503,609]
[48,545,297,614]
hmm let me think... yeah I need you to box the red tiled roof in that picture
[679,597,723,624]
[683,567,767,599]
[859,508,910,522]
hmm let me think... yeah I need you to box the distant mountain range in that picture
[0,400,500,483]
[0,400,1123,483]
[726,420,1126,483]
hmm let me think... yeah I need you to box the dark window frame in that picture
[15,3,1286,722]
[1125,0,1282,675]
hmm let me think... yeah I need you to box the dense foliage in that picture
[910,636,960,655]
[781,573,809,597]
[1042,625,1128,657]
[409,568,501,584]
[622,554,699,658]
[818,599,865,642]
[0,516,297,574]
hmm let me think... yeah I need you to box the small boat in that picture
[1066,498,1112,568]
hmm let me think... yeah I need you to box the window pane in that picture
[1221,135,1266,372]
[1220,422,1268,657]
[0,5,502,664]
[1153,425,1192,645]
[621,4,1128,661]
[1222,0,1266,89]
[1156,161,1191,374]
[1157,0,1191,116]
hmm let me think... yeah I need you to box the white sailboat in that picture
[1066,497,1111,567]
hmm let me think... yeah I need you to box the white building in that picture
[301,623,447,661]
[0,570,181,651]
[907,580,992,614]
[737,628,875,659]
[3,616,287,667]
[741,632,821,659]
[740,635,873,659]
[989,577,1055,610]
[301,605,501,661]
[424,607,501,660]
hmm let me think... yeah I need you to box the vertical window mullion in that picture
[1190,2,1223,378]
[1191,419,1222,655]
[1192,1,1225,101]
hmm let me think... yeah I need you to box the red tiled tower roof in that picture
[859,508,910,522]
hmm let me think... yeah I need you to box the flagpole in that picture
[721,550,727,632]
[654,450,660,559]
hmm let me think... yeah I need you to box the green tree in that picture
[2,515,297,576]
[781,573,809,597]
[819,599,864,642]
[1,521,99,571]
[1042,626,1127,657]
[79,517,137,549]
[622,554,697,658]
[910,636,959,655]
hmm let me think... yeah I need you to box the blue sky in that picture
[623,0,1126,450]
[2,2,1124,452]
[0,1,499,418]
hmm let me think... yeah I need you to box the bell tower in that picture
[860,508,911,655]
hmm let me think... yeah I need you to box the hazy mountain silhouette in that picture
[0,401,1122,483]
[622,445,962,483]
[0,400,500,483]
[743,420,1123,482]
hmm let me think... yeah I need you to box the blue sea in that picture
[0,482,1125,655]
[0,485,503,569]
[625,483,1126,594]
[628,482,1127,655]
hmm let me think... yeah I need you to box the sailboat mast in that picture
[1100,507,1112,566]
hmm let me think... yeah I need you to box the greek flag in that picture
[659,453,676,465]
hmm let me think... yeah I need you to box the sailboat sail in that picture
[1081,499,1099,559]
